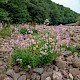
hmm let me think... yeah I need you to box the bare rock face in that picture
[72,57,80,68]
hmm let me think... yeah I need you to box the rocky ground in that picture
[0,25,80,80]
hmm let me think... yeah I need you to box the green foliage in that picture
[76,16,80,26]
[12,41,57,68]
[0,0,8,3]
[62,46,78,54]
[0,27,12,37]
[32,29,38,34]
[0,8,10,22]
[19,28,28,35]
[0,0,79,25]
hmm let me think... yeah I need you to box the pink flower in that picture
[30,39,36,44]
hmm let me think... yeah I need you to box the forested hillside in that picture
[0,0,79,25]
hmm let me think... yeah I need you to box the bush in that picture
[76,16,80,26]
[0,27,12,37]
[19,28,28,35]
[32,29,38,34]
[12,41,57,68]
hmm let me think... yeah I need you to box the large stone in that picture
[6,69,15,78]
[69,68,80,77]
[72,58,80,68]
[33,68,44,74]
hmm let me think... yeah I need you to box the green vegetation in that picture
[0,0,79,25]
[19,28,28,35]
[0,27,12,37]
[76,16,80,26]
[12,41,57,68]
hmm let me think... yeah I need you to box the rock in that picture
[66,55,73,62]
[26,73,30,79]
[18,75,26,80]
[74,74,80,80]
[31,73,40,80]
[13,66,20,73]
[0,74,5,80]
[6,69,15,78]
[0,53,4,58]
[61,70,68,78]
[3,56,9,62]
[33,68,44,74]
[56,60,67,69]
[13,73,20,80]
[41,72,52,80]
[69,68,80,77]
[69,73,73,80]
[52,71,62,80]
[4,77,13,80]
[72,57,80,68]
[63,51,72,56]
[0,61,3,66]
[45,77,51,80]
[0,66,6,73]
[20,71,26,76]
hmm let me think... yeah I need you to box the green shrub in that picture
[32,29,38,34]
[0,27,12,37]
[19,28,28,34]
[62,46,78,54]
[76,16,80,26]
[12,41,57,68]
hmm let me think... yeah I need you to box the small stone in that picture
[74,74,80,80]
[33,68,44,74]
[0,74,5,80]
[53,71,62,80]
[72,57,80,68]
[56,60,67,69]
[20,71,26,76]
[31,73,40,80]
[0,66,6,73]
[0,61,3,66]
[41,72,52,80]
[13,66,20,73]
[66,55,73,62]
[4,77,13,80]
[13,73,20,80]
[45,77,51,80]
[6,69,15,78]
[18,75,26,80]
[63,51,72,56]
[69,73,73,80]
[69,68,80,77]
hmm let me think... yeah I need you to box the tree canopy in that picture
[0,0,79,25]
